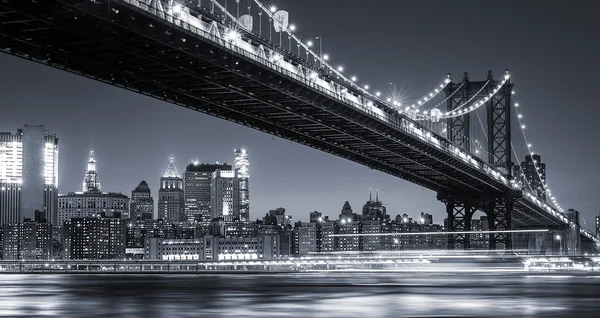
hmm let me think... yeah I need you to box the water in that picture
[0,272,599,317]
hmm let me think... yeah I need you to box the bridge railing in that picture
[109,0,595,242]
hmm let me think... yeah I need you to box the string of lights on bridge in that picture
[168,0,567,215]
[511,91,564,212]
[219,0,566,213]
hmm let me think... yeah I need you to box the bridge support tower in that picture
[438,193,519,250]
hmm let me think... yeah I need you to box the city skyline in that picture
[1,0,599,227]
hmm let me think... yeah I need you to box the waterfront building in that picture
[337,219,361,252]
[0,125,58,225]
[361,220,391,251]
[2,218,52,260]
[63,216,126,260]
[130,181,154,221]
[316,220,337,253]
[144,235,276,261]
[158,156,185,223]
[184,162,231,224]
[293,221,316,257]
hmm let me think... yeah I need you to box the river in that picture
[0,271,599,317]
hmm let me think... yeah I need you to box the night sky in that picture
[1,0,599,226]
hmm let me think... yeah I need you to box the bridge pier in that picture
[438,193,519,251]
[483,197,514,250]
[438,194,477,250]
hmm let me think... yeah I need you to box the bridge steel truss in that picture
[0,0,589,251]
[442,71,517,249]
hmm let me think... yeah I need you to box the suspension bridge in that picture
[0,0,597,252]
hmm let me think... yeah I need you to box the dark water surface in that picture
[1,272,599,317]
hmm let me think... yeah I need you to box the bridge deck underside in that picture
[0,0,569,231]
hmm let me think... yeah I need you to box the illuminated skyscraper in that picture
[159,156,184,223]
[210,169,239,223]
[184,162,231,224]
[57,152,129,224]
[234,148,249,223]
[82,151,100,192]
[0,125,58,225]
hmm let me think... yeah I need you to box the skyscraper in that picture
[159,156,184,223]
[361,190,387,221]
[234,149,250,223]
[184,162,232,224]
[0,125,58,225]
[82,151,100,192]
[210,169,239,223]
[57,151,129,224]
[130,181,154,221]
[513,153,546,201]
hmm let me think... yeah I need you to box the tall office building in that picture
[57,151,129,224]
[0,125,58,225]
[362,190,387,221]
[130,181,154,221]
[339,201,355,221]
[513,153,546,201]
[82,151,100,192]
[184,162,232,224]
[210,169,239,223]
[159,156,184,223]
[234,149,250,223]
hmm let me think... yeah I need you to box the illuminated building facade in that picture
[513,154,547,201]
[1,220,52,260]
[293,222,316,256]
[63,217,126,260]
[159,156,185,223]
[234,149,250,223]
[0,125,58,225]
[144,235,276,261]
[361,191,387,221]
[57,152,129,224]
[130,181,154,221]
[82,151,100,192]
[184,162,231,224]
[210,169,239,223]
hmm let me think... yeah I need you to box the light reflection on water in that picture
[0,272,599,317]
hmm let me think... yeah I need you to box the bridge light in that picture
[386,98,391,102]
[172,4,182,14]
[337,66,344,72]
[307,41,313,47]
[323,54,329,60]
[364,85,369,90]
[518,114,522,118]
[309,72,317,79]
[351,76,357,82]
[270,6,277,13]
[515,103,519,107]
[521,125,526,129]
[375,91,381,97]
[289,24,296,31]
